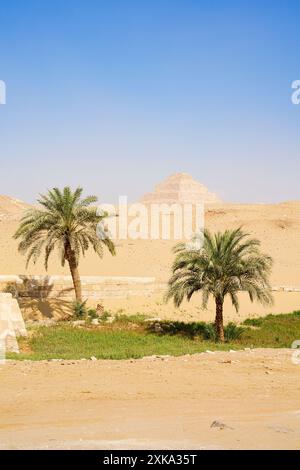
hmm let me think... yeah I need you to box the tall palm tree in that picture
[166,228,273,341]
[14,187,115,303]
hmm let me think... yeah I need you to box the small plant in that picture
[224,322,245,341]
[202,323,218,342]
[87,308,99,320]
[73,300,87,319]
[98,310,111,322]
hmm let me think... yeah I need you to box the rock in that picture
[90,356,97,361]
[153,323,163,333]
[206,350,215,354]
[270,426,294,434]
[0,294,27,353]
[229,349,236,353]
[142,355,157,361]
[96,303,104,315]
[72,320,85,326]
[157,355,170,361]
[91,319,99,325]
[210,420,233,430]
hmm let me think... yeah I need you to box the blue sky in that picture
[0,0,299,203]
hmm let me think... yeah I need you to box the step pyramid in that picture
[140,173,220,205]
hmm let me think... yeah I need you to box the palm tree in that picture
[166,228,273,342]
[14,187,115,303]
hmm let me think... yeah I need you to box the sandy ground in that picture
[0,349,300,450]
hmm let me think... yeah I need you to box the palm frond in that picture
[14,186,115,269]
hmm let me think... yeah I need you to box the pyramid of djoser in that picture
[140,173,221,205]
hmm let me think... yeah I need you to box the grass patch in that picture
[7,311,300,360]
[241,310,300,348]
[8,325,233,360]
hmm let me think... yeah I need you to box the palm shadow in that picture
[4,275,74,320]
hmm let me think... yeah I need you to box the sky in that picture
[0,0,299,204]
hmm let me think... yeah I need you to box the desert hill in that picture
[0,195,32,221]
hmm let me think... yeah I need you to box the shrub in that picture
[99,310,111,322]
[224,322,245,341]
[73,300,87,319]
[86,308,98,320]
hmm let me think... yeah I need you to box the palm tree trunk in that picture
[215,297,225,342]
[66,246,82,303]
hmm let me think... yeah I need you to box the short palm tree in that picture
[14,187,115,303]
[166,228,273,341]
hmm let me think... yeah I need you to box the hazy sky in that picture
[0,0,299,204]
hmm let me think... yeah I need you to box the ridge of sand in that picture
[0,195,32,221]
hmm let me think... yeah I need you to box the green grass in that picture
[241,311,300,348]
[8,325,233,360]
[7,311,300,361]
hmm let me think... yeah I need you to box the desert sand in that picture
[0,196,300,321]
[1,349,300,450]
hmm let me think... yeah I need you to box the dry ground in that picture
[1,348,300,450]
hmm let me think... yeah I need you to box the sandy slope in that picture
[0,349,300,450]
[1,201,300,285]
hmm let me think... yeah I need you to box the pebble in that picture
[210,420,234,430]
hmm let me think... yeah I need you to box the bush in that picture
[99,310,111,322]
[224,322,245,341]
[147,320,208,338]
[72,300,88,319]
[202,323,218,342]
[86,308,98,320]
